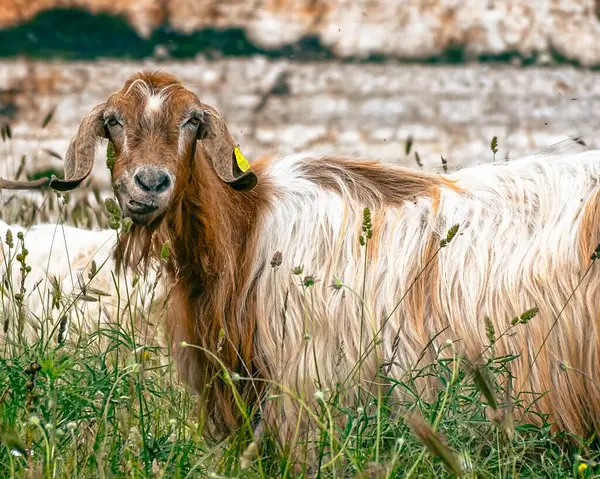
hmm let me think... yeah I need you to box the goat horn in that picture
[0,176,88,192]
[0,177,51,190]
[0,175,89,192]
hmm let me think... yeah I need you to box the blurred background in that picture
[1,0,599,196]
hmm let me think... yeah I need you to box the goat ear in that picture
[198,105,258,191]
[50,103,106,192]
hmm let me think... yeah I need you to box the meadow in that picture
[0,123,597,478]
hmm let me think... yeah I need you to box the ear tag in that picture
[234,146,250,173]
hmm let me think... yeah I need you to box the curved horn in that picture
[0,177,51,190]
[198,105,258,191]
[49,103,106,192]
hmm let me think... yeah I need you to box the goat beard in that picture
[115,219,172,277]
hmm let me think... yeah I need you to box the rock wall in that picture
[2,0,600,65]
[0,58,597,191]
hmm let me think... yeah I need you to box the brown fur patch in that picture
[405,230,441,357]
[441,177,463,193]
[298,155,448,208]
[117,136,273,435]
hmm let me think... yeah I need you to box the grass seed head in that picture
[270,251,282,269]
[57,315,68,345]
[440,224,459,248]
[28,415,40,427]
[484,316,495,345]
[491,136,499,155]
[106,141,117,171]
[469,361,498,410]
[360,207,373,245]
[4,229,13,249]
[511,307,539,326]
[405,411,463,476]
[292,265,304,275]
[331,277,344,290]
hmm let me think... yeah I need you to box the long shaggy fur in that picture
[130,144,600,444]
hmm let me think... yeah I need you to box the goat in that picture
[0,219,165,347]
[8,71,600,455]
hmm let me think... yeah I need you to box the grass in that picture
[0,130,598,478]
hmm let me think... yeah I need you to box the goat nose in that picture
[134,168,172,194]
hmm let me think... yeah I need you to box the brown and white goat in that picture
[8,71,600,451]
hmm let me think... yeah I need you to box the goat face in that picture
[50,71,258,226]
[105,79,201,224]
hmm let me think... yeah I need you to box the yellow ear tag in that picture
[234,147,250,173]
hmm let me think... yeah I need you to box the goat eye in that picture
[107,118,121,128]
[185,117,201,127]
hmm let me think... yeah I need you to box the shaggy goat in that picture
[0,219,164,346]
[7,71,600,451]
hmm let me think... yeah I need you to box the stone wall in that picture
[0,58,598,190]
[3,0,600,65]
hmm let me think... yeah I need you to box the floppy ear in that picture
[197,105,258,191]
[50,103,107,192]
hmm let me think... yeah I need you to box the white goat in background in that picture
[0,218,165,347]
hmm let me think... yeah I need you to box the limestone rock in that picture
[2,0,600,64]
[0,58,596,192]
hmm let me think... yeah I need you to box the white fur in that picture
[146,94,164,114]
[242,149,600,440]
[0,220,165,345]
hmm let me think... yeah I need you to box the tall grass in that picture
[0,125,597,478]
